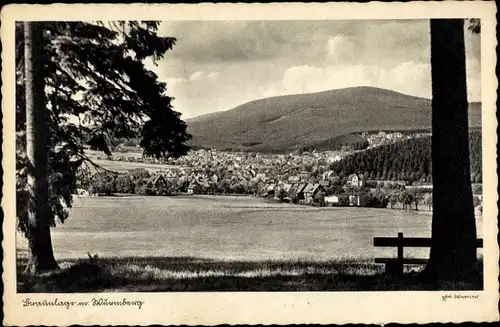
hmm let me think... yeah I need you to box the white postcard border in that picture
[2,2,498,325]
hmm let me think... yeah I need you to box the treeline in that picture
[85,171,169,196]
[82,170,188,196]
[329,131,482,183]
[77,168,259,196]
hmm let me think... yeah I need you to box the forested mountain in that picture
[329,131,482,183]
[186,86,482,152]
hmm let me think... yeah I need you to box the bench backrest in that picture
[374,233,483,248]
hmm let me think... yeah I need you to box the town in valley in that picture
[79,128,483,213]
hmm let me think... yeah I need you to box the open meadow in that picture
[17,195,483,262]
[88,159,180,173]
[16,195,484,291]
[84,150,181,173]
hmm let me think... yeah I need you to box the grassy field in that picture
[16,195,483,292]
[84,150,181,173]
[17,195,483,261]
[89,159,180,173]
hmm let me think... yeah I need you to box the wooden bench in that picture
[373,232,483,276]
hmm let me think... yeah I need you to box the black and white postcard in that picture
[1,2,498,325]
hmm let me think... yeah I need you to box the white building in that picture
[325,195,339,205]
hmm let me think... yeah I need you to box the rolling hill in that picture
[186,86,482,152]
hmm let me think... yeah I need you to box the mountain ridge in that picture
[186,86,482,152]
[185,86,440,122]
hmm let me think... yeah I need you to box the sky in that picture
[144,20,481,119]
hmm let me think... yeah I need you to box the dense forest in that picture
[304,134,370,152]
[329,131,482,183]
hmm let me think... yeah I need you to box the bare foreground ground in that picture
[16,196,483,292]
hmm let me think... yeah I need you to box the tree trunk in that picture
[423,19,478,284]
[24,22,59,274]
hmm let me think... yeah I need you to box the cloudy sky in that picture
[145,20,481,119]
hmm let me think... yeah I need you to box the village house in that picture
[369,180,407,191]
[147,174,169,188]
[343,193,372,207]
[255,173,267,181]
[272,183,293,201]
[298,171,309,181]
[325,195,339,206]
[319,180,331,189]
[187,180,202,194]
[199,179,212,193]
[321,170,335,180]
[302,183,326,204]
[327,155,342,163]
[282,183,293,194]
[164,170,178,179]
[252,178,267,196]
[264,183,277,199]
[347,173,365,188]
[356,193,371,207]
[252,179,266,196]
[287,184,299,200]
[295,183,307,202]
[146,174,170,195]
[256,184,268,197]
[313,185,327,204]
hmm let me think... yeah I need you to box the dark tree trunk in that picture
[423,19,478,284]
[24,22,59,273]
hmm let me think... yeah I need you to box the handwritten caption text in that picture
[442,294,479,302]
[22,297,145,310]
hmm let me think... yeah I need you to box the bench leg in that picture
[385,262,403,278]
